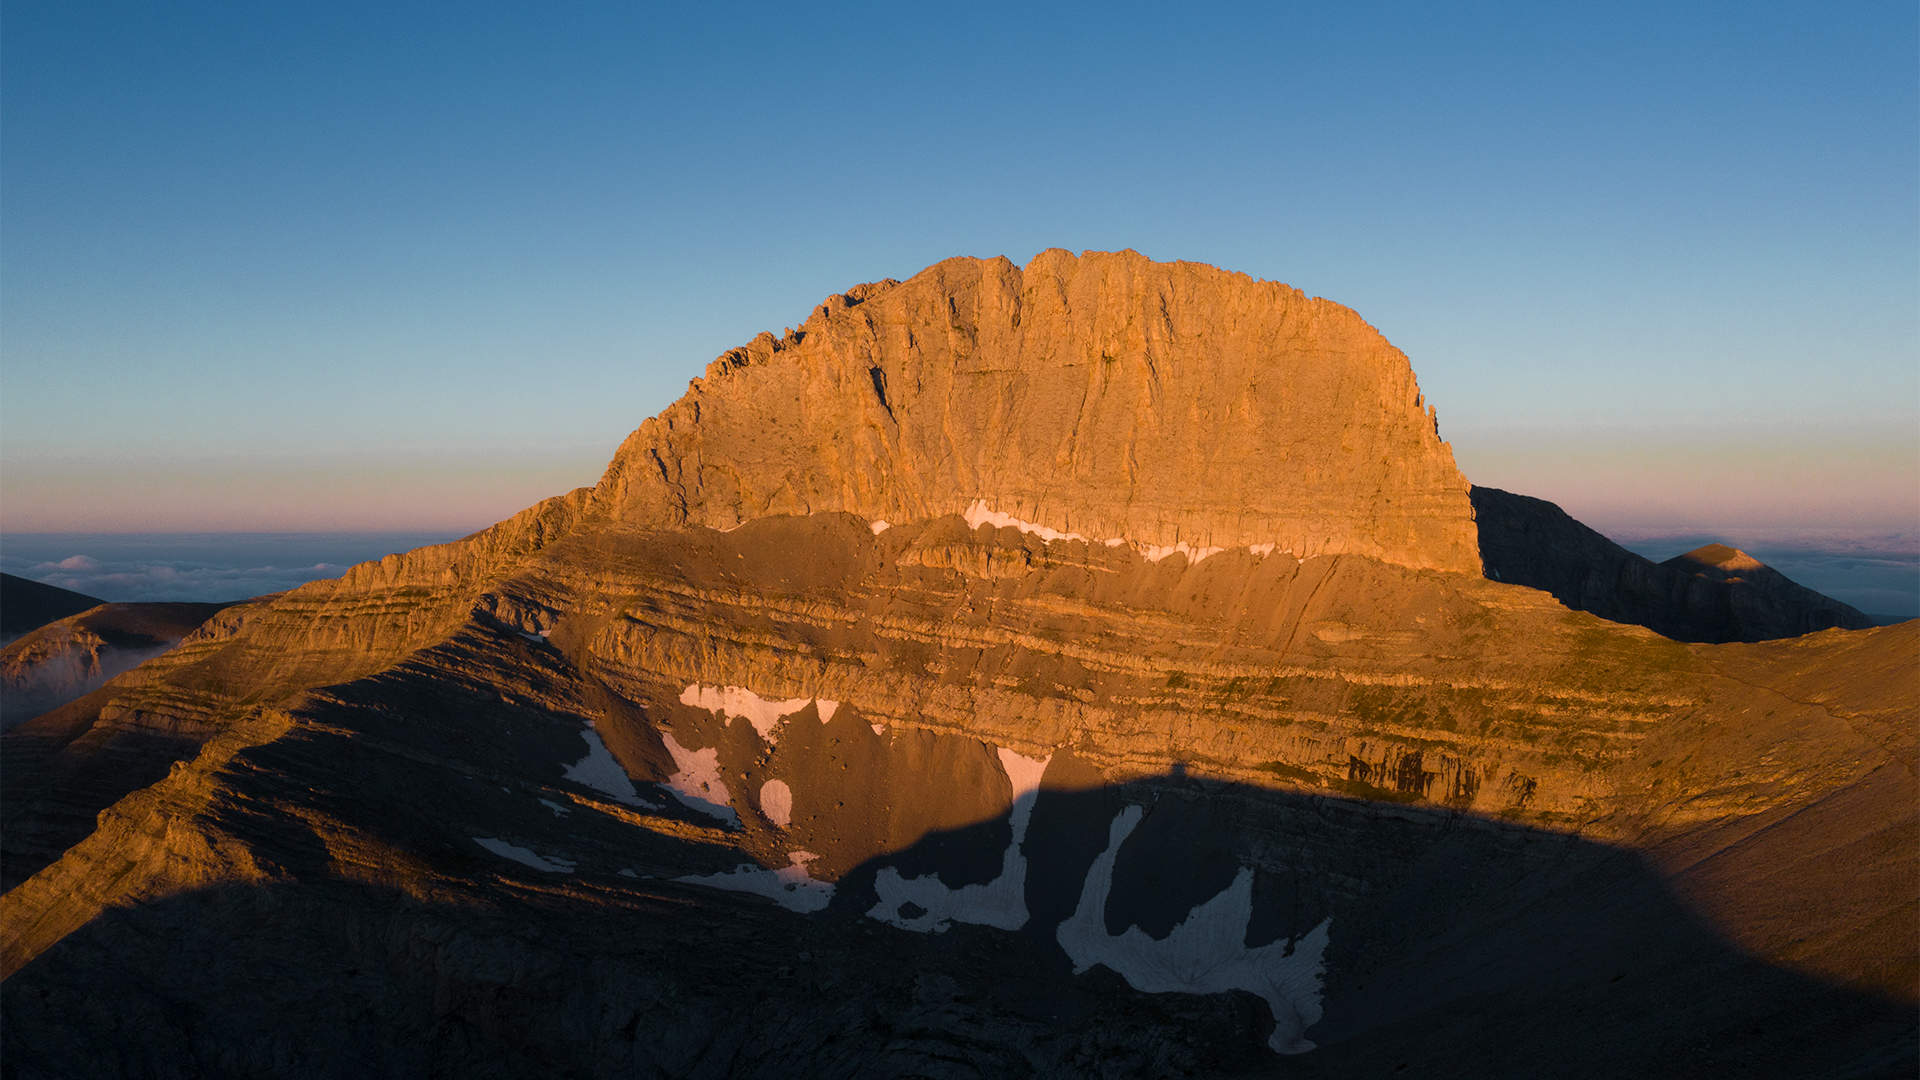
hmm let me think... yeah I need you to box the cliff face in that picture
[596,250,1479,573]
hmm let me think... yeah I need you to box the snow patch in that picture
[679,683,835,745]
[660,731,739,825]
[867,747,1050,933]
[677,851,834,913]
[963,500,1232,565]
[996,746,1049,800]
[1141,541,1226,565]
[759,779,794,827]
[564,721,652,806]
[870,520,892,534]
[870,722,886,737]
[1055,805,1331,1054]
[964,500,1091,543]
[1249,543,1276,557]
[538,798,571,817]
[473,837,576,874]
[518,630,548,643]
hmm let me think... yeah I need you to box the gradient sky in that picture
[3,1,1915,541]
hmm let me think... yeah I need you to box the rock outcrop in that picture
[2,253,1911,1078]
[596,250,1480,573]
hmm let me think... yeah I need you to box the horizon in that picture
[3,4,1915,544]
[5,520,1915,619]
[5,513,1918,554]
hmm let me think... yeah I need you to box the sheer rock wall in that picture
[597,250,1479,572]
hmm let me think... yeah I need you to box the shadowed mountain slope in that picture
[1470,485,1874,642]
[6,773,1911,1079]
[0,575,103,643]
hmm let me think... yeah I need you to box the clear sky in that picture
[4,1,1915,542]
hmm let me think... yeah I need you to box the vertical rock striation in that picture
[596,249,1479,572]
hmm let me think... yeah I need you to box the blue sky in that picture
[3,1,1915,538]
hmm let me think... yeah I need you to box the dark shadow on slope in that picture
[0,683,212,891]
[0,612,715,892]
[828,770,1916,1078]
[1470,486,1873,642]
[1,601,247,886]
[5,770,1913,1080]
[0,574,102,642]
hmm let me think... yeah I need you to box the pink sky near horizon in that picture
[0,452,604,535]
[1454,427,1920,549]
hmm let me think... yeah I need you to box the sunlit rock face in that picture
[596,249,1481,574]
[2,254,1914,1078]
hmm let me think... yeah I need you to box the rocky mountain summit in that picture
[1653,541,1876,630]
[3,252,1912,1079]
[1670,542,1765,573]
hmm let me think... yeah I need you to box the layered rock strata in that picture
[2,252,1912,1077]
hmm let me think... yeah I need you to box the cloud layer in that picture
[6,528,1911,619]
[0,533,459,603]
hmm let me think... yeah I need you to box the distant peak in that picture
[1671,543,1767,573]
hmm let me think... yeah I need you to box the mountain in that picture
[0,574,104,643]
[1,599,235,730]
[1471,486,1875,641]
[599,250,1479,572]
[3,252,1912,1078]
[1656,541,1879,636]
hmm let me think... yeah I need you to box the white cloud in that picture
[6,557,349,603]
